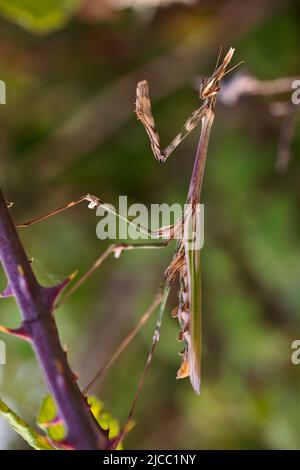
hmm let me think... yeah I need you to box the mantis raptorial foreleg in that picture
[136,80,208,163]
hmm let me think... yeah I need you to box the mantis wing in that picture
[183,206,202,394]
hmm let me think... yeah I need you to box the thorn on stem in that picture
[0,324,31,341]
[42,272,77,311]
[0,282,14,298]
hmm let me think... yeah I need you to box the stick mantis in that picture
[12,47,236,443]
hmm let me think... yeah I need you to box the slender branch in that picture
[0,188,106,450]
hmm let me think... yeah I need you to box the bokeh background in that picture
[0,0,300,450]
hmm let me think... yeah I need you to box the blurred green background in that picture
[0,0,300,450]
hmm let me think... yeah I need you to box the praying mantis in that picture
[14,47,237,442]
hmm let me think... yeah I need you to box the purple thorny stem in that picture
[0,188,107,450]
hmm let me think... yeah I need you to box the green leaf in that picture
[0,397,57,450]
[87,395,120,439]
[37,395,66,442]
[37,394,130,449]
[0,0,81,34]
[88,395,132,449]
[88,395,134,450]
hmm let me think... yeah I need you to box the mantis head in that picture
[200,47,235,100]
